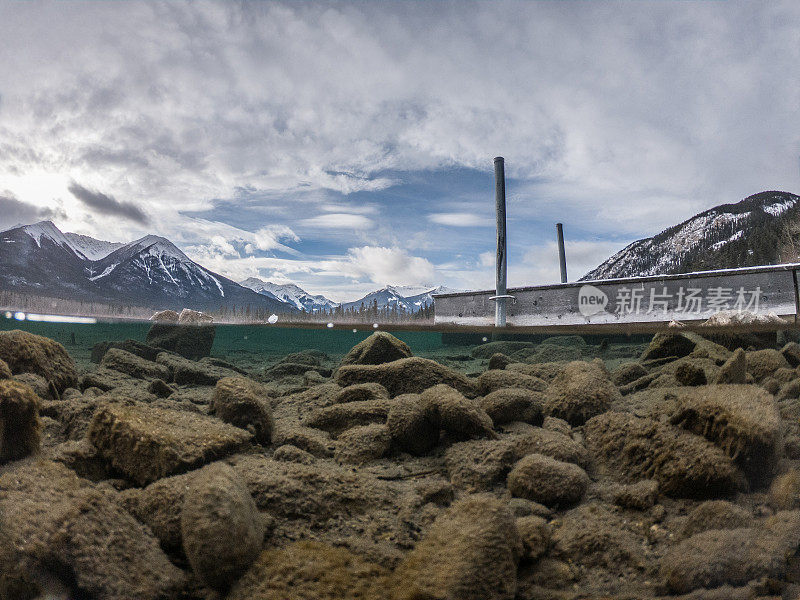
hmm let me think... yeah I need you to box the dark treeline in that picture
[0,290,435,324]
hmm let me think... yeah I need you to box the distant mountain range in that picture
[583,191,800,280]
[0,221,294,314]
[240,277,461,314]
[0,221,453,316]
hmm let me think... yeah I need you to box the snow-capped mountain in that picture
[342,285,462,313]
[64,232,124,260]
[240,277,337,312]
[582,191,800,281]
[0,221,296,313]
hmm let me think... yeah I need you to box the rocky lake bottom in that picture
[2,321,800,599]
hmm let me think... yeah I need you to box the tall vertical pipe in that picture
[556,222,567,283]
[494,157,507,327]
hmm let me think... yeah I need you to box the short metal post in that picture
[495,157,507,327]
[556,223,567,283]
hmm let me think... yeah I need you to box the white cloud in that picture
[429,212,485,227]
[335,246,437,287]
[301,213,374,229]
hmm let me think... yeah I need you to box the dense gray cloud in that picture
[68,182,149,225]
[0,192,66,230]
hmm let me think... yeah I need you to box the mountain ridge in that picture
[582,191,800,281]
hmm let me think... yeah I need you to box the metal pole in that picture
[556,222,567,283]
[495,157,507,327]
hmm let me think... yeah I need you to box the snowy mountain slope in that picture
[582,191,800,280]
[0,221,296,313]
[240,278,337,312]
[342,285,463,313]
[64,232,124,260]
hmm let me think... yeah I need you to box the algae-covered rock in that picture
[479,388,544,426]
[584,411,739,498]
[146,322,215,359]
[507,453,588,507]
[509,426,589,468]
[445,439,517,492]
[659,511,800,593]
[669,384,781,486]
[0,379,41,464]
[679,500,752,538]
[335,356,478,398]
[100,348,171,380]
[611,362,648,386]
[746,348,789,382]
[385,393,439,455]
[715,347,747,384]
[181,462,264,590]
[304,399,390,435]
[471,341,534,359]
[339,331,412,367]
[88,401,252,485]
[212,376,273,444]
[641,332,697,361]
[0,460,185,599]
[769,470,800,510]
[155,351,239,385]
[333,382,389,404]
[516,515,550,562]
[477,369,548,395]
[420,384,495,440]
[610,479,659,510]
[0,359,12,380]
[271,420,335,457]
[544,360,620,425]
[388,494,521,600]
[334,423,391,464]
[228,541,387,600]
[0,329,77,392]
[488,352,512,370]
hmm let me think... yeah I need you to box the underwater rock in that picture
[745,348,790,383]
[334,423,391,464]
[507,453,588,507]
[0,358,10,379]
[543,360,620,426]
[228,541,387,600]
[509,426,589,468]
[0,379,40,464]
[659,511,800,594]
[0,460,185,600]
[388,494,521,600]
[444,439,517,492]
[541,415,571,436]
[679,500,752,538]
[146,322,215,360]
[477,369,548,395]
[641,332,697,361]
[100,348,172,380]
[304,399,390,436]
[669,384,781,486]
[478,388,544,426]
[212,376,273,444]
[781,342,800,367]
[471,340,534,359]
[155,351,238,385]
[339,331,413,367]
[385,393,440,455]
[550,502,645,570]
[420,384,495,440]
[91,339,162,364]
[769,470,800,510]
[335,356,478,398]
[715,347,747,384]
[584,411,739,498]
[611,361,648,386]
[146,378,173,398]
[515,515,550,562]
[610,479,659,510]
[488,352,512,370]
[88,401,252,485]
[181,462,264,591]
[675,361,707,386]
[333,382,389,404]
[0,329,77,392]
[271,419,335,457]
[264,361,332,379]
[272,443,315,464]
[506,361,568,382]
[50,439,110,481]
[11,371,56,400]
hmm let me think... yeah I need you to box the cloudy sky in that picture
[0,1,797,301]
